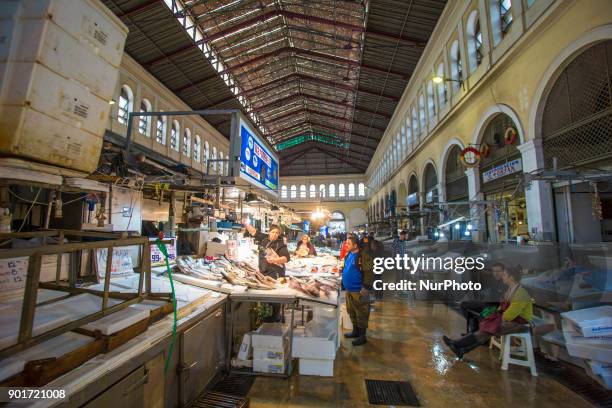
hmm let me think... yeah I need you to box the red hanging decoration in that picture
[460,147,481,167]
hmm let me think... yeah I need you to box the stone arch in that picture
[471,104,525,146]
[439,138,465,187]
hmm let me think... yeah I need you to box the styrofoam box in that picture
[0,19,121,101]
[0,105,104,173]
[292,327,336,360]
[251,323,288,351]
[253,358,286,374]
[299,358,334,377]
[562,322,612,364]
[562,306,612,337]
[0,0,127,68]
[2,62,112,136]
[253,347,287,361]
[237,333,253,361]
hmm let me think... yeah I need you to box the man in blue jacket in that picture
[342,236,374,346]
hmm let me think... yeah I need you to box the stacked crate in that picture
[0,0,128,173]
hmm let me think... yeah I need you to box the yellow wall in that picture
[368,0,612,205]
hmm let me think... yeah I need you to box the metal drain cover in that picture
[212,373,256,397]
[365,379,420,406]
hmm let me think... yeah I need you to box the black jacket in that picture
[248,230,290,278]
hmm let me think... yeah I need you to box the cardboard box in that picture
[251,323,288,351]
[237,332,252,361]
[205,241,227,257]
[299,358,334,377]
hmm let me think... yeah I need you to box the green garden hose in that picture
[156,237,178,374]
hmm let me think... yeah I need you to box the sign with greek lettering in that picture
[482,158,522,183]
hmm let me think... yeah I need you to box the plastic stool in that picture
[490,331,537,376]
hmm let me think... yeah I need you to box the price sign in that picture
[96,247,134,278]
[150,239,177,266]
[0,257,27,292]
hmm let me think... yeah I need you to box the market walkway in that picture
[247,300,593,408]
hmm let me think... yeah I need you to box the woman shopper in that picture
[295,234,317,256]
[442,266,533,359]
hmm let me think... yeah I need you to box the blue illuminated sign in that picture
[239,120,279,193]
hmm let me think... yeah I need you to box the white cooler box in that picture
[251,323,289,351]
[562,320,612,364]
[253,358,286,374]
[293,326,336,360]
[299,358,334,377]
[561,306,612,338]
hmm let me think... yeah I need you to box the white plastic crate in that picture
[2,62,112,137]
[0,104,104,173]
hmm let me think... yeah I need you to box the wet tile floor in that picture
[247,299,594,408]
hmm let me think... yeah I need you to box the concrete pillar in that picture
[465,167,486,242]
[517,139,556,241]
[419,191,426,236]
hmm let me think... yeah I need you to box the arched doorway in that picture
[445,145,469,239]
[541,39,612,242]
[479,113,527,243]
[328,211,346,233]
[423,163,439,238]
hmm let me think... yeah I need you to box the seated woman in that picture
[295,234,317,257]
[443,266,533,359]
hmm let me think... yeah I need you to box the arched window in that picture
[418,93,427,131]
[218,152,224,175]
[427,80,436,119]
[170,121,180,151]
[156,114,167,145]
[450,40,462,92]
[466,11,483,73]
[117,85,133,125]
[299,185,306,198]
[194,135,201,162]
[204,141,209,168]
[358,183,365,196]
[401,125,407,156]
[338,183,346,197]
[138,99,152,136]
[319,184,326,198]
[436,63,448,110]
[290,185,297,199]
[500,0,513,35]
[411,106,419,139]
[490,0,513,46]
[329,184,336,198]
[211,147,217,172]
[348,183,355,197]
[309,184,316,198]
[281,185,288,199]
[406,118,413,150]
[183,128,191,157]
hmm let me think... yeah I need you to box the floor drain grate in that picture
[365,379,420,406]
[212,373,256,397]
[190,391,249,408]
